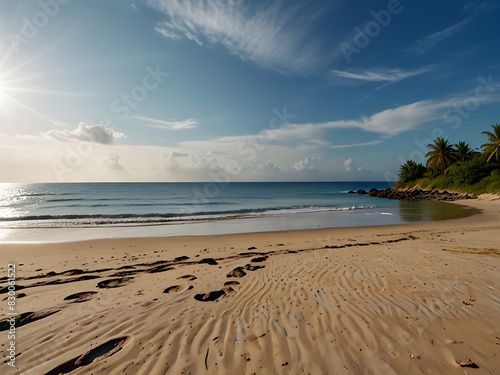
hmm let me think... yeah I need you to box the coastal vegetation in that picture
[395,124,500,195]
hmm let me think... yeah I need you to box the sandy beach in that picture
[1,197,499,375]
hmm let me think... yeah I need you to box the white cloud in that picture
[4,82,500,182]
[331,140,383,149]
[147,0,326,74]
[238,158,281,174]
[293,157,320,171]
[286,91,500,137]
[170,152,189,158]
[133,115,198,130]
[343,158,365,173]
[0,133,385,182]
[161,151,218,172]
[331,67,433,88]
[42,122,125,144]
[154,25,183,41]
[406,17,473,54]
[344,158,353,171]
[103,153,124,171]
[181,95,498,151]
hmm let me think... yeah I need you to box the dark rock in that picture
[357,187,472,202]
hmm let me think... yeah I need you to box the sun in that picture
[0,72,67,124]
[0,52,83,124]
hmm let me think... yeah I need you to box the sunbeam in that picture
[0,55,86,126]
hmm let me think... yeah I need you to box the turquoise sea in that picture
[0,182,477,242]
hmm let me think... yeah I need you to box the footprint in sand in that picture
[0,309,60,331]
[146,265,175,274]
[64,291,98,303]
[59,269,85,276]
[194,290,226,302]
[245,264,265,271]
[194,285,237,302]
[163,285,191,293]
[178,274,197,281]
[116,265,136,270]
[44,337,128,375]
[2,292,26,301]
[456,359,479,368]
[226,267,247,278]
[96,277,134,289]
[222,286,237,296]
[109,269,142,277]
[199,258,218,265]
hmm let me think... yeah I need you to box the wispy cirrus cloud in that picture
[331,140,383,149]
[180,86,500,155]
[146,0,328,74]
[133,115,198,130]
[331,67,433,88]
[406,16,474,54]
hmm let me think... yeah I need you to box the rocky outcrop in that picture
[348,187,473,201]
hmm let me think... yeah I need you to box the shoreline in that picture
[0,200,481,244]
[0,197,499,374]
[0,199,491,254]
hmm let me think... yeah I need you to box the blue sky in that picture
[0,0,499,182]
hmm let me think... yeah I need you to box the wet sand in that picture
[0,197,499,374]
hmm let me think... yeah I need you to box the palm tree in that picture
[426,137,456,181]
[398,160,426,183]
[481,124,500,162]
[454,141,477,163]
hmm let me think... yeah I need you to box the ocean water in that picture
[0,182,478,241]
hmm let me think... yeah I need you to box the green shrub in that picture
[447,155,497,186]
[394,128,500,194]
[490,169,500,177]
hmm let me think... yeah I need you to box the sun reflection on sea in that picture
[0,183,28,220]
